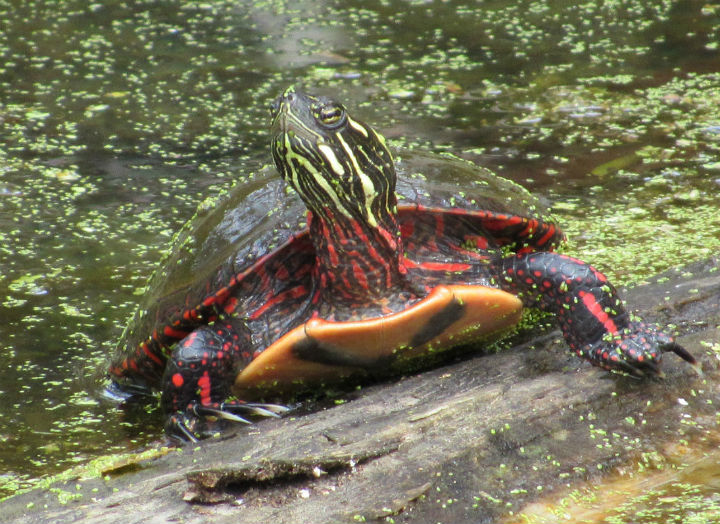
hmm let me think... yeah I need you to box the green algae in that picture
[514,449,720,524]
[0,0,719,509]
[0,445,176,503]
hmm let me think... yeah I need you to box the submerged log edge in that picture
[4,256,719,524]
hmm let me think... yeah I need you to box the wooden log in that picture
[3,257,718,523]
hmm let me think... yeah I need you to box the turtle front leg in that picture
[497,252,698,376]
[161,320,288,441]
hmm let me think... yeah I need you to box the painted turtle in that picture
[109,87,696,441]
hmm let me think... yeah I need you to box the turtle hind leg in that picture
[161,320,288,441]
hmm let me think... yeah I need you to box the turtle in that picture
[108,87,697,441]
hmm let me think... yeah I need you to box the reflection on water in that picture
[515,437,720,523]
[1,0,719,511]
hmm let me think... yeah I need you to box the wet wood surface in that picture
[3,256,719,524]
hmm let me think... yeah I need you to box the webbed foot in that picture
[578,321,699,377]
[166,400,291,442]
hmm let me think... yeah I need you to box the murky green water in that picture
[1,0,719,514]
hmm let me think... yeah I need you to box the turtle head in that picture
[270,87,407,300]
[270,87,397,223]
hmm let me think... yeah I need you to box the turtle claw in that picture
[614,357,650,378]
[663,342,703,375]
[167,413,201,443]
[194,406,253,424]
[605,350,660,379]
[210,400,289,420]
[193,401,289,421]
[234,402,290,417]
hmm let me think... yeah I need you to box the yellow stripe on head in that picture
[336,133,379,227]
[347,117,369,137]
[318,143,346,177]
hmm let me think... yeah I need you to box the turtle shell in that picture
[113,150,559,390]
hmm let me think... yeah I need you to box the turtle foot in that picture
[578,321,698,378]
[166,400,291,442]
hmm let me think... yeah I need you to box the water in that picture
[1,0,719,516]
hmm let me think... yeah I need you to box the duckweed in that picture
[0,0,718,508]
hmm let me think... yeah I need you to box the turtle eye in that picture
[315,103,345,128]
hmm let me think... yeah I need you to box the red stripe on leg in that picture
[579,290,618,335]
